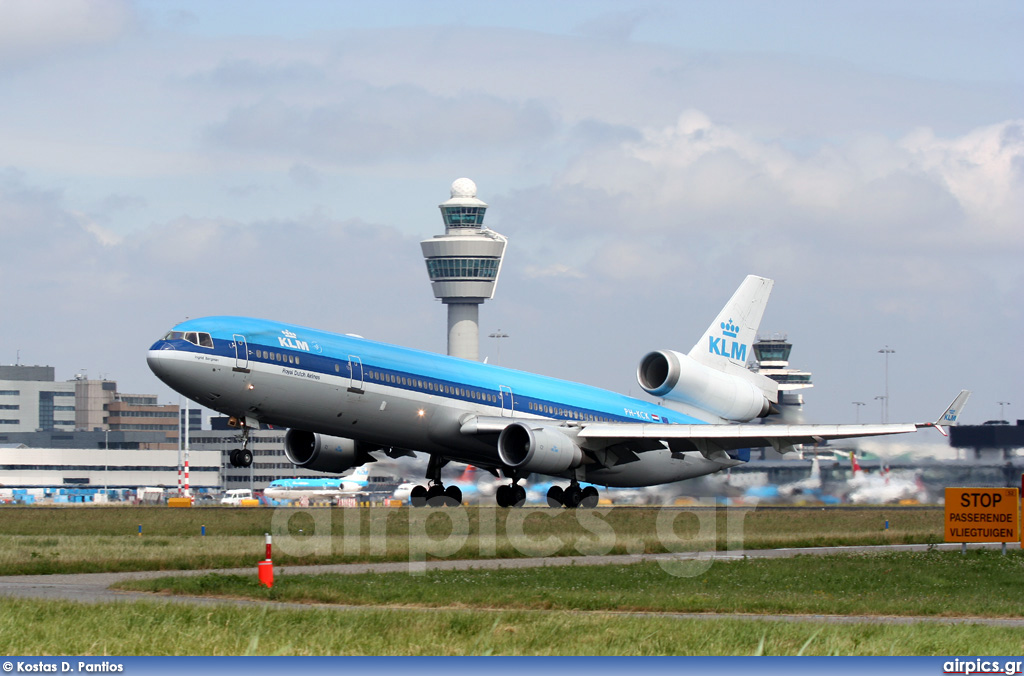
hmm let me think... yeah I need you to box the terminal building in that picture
[0,365,178,447]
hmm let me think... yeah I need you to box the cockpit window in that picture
[163,331,214,348]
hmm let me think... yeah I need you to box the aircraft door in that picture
[232,334,249,372]
[348,355,364,393]
[499,386,514,417]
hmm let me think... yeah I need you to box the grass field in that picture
[0,506,1018,656]
[1,598,1022,655]
[0,505,944,575]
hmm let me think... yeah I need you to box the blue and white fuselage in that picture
[148,315,728,487]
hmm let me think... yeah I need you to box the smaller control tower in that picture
[421,178,507,361]
[751,334,814,423]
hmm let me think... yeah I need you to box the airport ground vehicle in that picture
[220,489,253,506]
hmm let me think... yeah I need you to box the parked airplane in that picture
[741,455,840,504]
[844,452,927,504]
[146,275,969,508]
[263,466,374,501]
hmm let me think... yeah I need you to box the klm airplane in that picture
[263,466,385,501]
[147,275,969,508]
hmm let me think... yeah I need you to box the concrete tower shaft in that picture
[420,178,507,361]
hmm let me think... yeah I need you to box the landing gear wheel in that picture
[229,449,241,467]
[426,483,446,507]
[579,485,599,509]
[546,486,564,508]
[496,483,526,507]
[410,485,428,508]
[562,484,583,509]
[511,484,526,507]
[495,484,511,508]
[444,485,463,506]
[238,449,253,468]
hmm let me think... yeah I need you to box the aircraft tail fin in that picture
[849,451,863,475]
[688,275,774,371]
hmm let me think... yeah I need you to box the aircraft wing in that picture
[460,390,969,458]
[577,421,919,454]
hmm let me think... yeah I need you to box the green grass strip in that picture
[119,550,1024,618]
[1,598,1022,655]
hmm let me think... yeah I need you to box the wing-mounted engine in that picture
[284,429,374,474]
[497,422,584,475]
[637,349,776,422]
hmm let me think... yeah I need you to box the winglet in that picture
[920,390,971,436]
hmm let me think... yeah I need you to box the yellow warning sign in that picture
[944,487,1019,543]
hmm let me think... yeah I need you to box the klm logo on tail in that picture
[708,319,747,361]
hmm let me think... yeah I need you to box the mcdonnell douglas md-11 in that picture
[147,275,969,508]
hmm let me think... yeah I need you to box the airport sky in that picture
[0,0,1021,436]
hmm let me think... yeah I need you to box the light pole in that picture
[488,330,509,366]
[874,395,887,423]
[852,401,865,423]
[878,346,895,423]
[998,401,1010,420]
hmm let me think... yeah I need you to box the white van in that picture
[220,489,253,506]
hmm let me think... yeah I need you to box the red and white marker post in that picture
[257,533,274,588]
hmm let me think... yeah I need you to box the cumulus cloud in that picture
[552,111,1024,251]
[901,120,1024,232]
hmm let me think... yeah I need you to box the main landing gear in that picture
[494,482,526,508]
[228,425,253,468]
[409,483,462,507]
[409,455,462,507]
[546,481,599,509]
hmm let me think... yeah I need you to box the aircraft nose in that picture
[146,343,177,384]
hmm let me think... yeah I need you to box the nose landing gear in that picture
[228,424,254,468]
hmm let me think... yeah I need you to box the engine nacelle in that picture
[637,349,771,422]
[284,429,365,474]
[497,423,584,475]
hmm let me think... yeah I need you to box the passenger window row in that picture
[255,349,300,365]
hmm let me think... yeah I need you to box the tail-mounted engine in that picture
[637,349,773,422]
[497,422,584,475]
[284,429,370,474]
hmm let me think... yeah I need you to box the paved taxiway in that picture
[1,542,1020,626]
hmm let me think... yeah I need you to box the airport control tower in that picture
[421,178,508,361]
[751,334,814,423]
